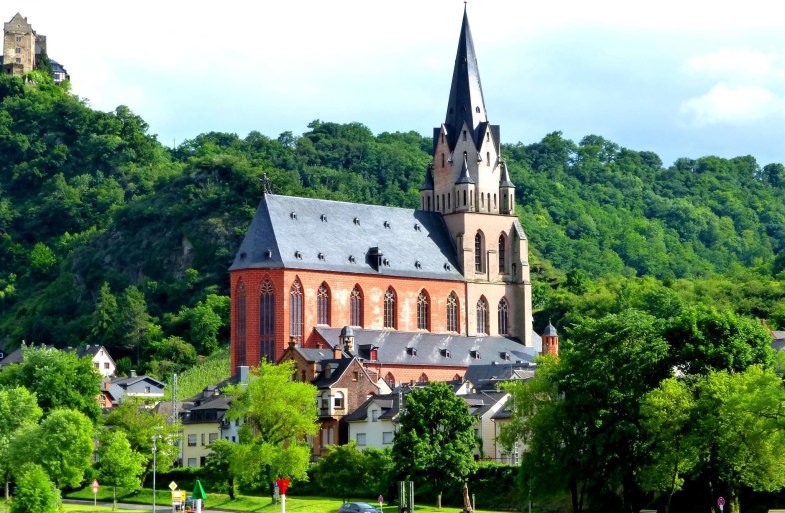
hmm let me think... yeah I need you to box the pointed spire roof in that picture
[444,6,488,149]
[543,320,558,337]
[499,160,514,188]
[455,154,475,185]
[420,163,435,191]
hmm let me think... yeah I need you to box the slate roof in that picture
[772,331,785,352]
[462,391,508,417]
[463,363,536,391]
[230,194,464,281]
[344,392,403,423]
[315,327,540,367]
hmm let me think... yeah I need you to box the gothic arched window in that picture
[498,234,507,273]
[417,290,430,331]
[317,283,330,325]
[289,279,303,341]
[384,287,397,329]
[476,296,489,335]
[447,292,459,333]
[498,297,509,336]
[236,280,247,366]
[259,279,275,363]
[475,232,485,273]
[350,286,363,327]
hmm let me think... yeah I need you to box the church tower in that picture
[420,7,533,347]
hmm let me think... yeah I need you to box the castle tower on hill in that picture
[420,7,533,347]
[2,13,69,83]
[229,7,537,380]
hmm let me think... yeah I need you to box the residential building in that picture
[75,344,117,377]
[106,371,165,405]
[180,387,230,467]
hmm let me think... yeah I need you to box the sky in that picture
[12,0,785,167]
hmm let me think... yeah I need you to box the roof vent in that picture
[265,249,272,259]
[407,347,417,357]
[382,258,390,267]
[383,221,390,229]
[414,261,422,269]
[470,350,481,359]
[353,217,360,226]
[501,352,511,361]
[290,212,297,220]
[239,252,247,260]
[294,251,302,259]
[320,214,327,222]
[441,349,451,358]
[349,255,356,263]
[367,247,383,272]
[414,223,421,231]
[318,253,325,261]
[444,263,451,271]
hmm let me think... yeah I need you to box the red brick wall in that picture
[231,268,466,373]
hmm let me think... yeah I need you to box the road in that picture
[63,498,231,513]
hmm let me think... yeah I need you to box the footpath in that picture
[63,498,232,513]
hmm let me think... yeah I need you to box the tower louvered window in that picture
[476,297,489,335]
[475,232,484,272]
[498,298,509,336]
[259,279,275,363]
[447,292,459,332]
[236,281,247,366]
[350,286,363,327]
[317,284,330,325]
[417,291,430,331]
[499,235,506,273]
[290,280,303,341]
[384,287,397,329]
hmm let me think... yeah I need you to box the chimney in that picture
[129,370,137,378]
[289,336,299,349]
[238,366,250,385]
[333,343,343,360]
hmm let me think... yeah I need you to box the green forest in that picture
[1,71,784,378]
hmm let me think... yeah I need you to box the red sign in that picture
[276,478,290,495]
[92,479,99,493]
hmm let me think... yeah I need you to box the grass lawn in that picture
[2,500,139,513]
[64,487,511,512]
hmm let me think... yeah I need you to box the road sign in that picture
[276,478,290,495]
[91,479,99,494]
[718,496,725,512]
[169,481,178,491]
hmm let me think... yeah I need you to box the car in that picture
[337,502,382,513]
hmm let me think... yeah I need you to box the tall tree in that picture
[203,439,238,499]
[97,430,145,510]
[9,463,57,513]
[0,345,101,421]
[0,387,43,499]
[225,359,318,487]
[392,382,477,509]
[119,285,151,366]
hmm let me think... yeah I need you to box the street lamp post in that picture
[152,432,163,512]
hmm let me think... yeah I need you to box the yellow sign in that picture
[169,481,178,491]
[171,490,184,502]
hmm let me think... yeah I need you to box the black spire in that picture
[444,6,488,149]
[420,162,435,191]
[455,154,475,185]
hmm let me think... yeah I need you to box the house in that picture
[228,7,559,382]
[279,328,385,459]
[463,391,510,461]
[74,344,116,378]
[107,371,165,405]
[180,387,230,467]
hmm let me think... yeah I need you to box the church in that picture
[229,7,557,387]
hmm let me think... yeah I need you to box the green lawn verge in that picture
[64,487,510,512]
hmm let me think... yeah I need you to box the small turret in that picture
[454,154,476,212]
[498,160,515,214]
[420,162,435,211]
[339,326,355,355]
[541,321,559,357]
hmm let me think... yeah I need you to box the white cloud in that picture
[680,82,785,125]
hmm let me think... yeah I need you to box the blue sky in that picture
[14,0,785,167]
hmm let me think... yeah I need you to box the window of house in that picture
[352,371,359,382]
[498,298,509,335]
[15,36,21,42]
[145,386,151,393]
[347,285,362,326]
[417,291,429,331]
[463,130,467,141]
[487,152,490,166]
[334,392,344,409]
[15,58,21,64]
[317,284,330,325]
[209,433,218,443]
[290,279,303,341]
[260,279,275,363]
[236,281,247,366]
[383,287,396,329]
[104,362,110,369]
[477,297,489,335]
[474,233,484,272]
[201,433,206,446]
[188,458,197,467]
[447,292,459,332]
[371,409,379,422]
[383,432,394,444]
[15,48,21,54]
[301,370,306,382]
[385,372,395,387]
[94,363,99,369]
[356,433,367,446]
[231,435,236,442]
[200,456,206,467]
[187,434,197,447]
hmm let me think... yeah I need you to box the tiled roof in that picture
[315,327,540,367]
[229,194,464,281]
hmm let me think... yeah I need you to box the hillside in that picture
[0,73,783,377]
